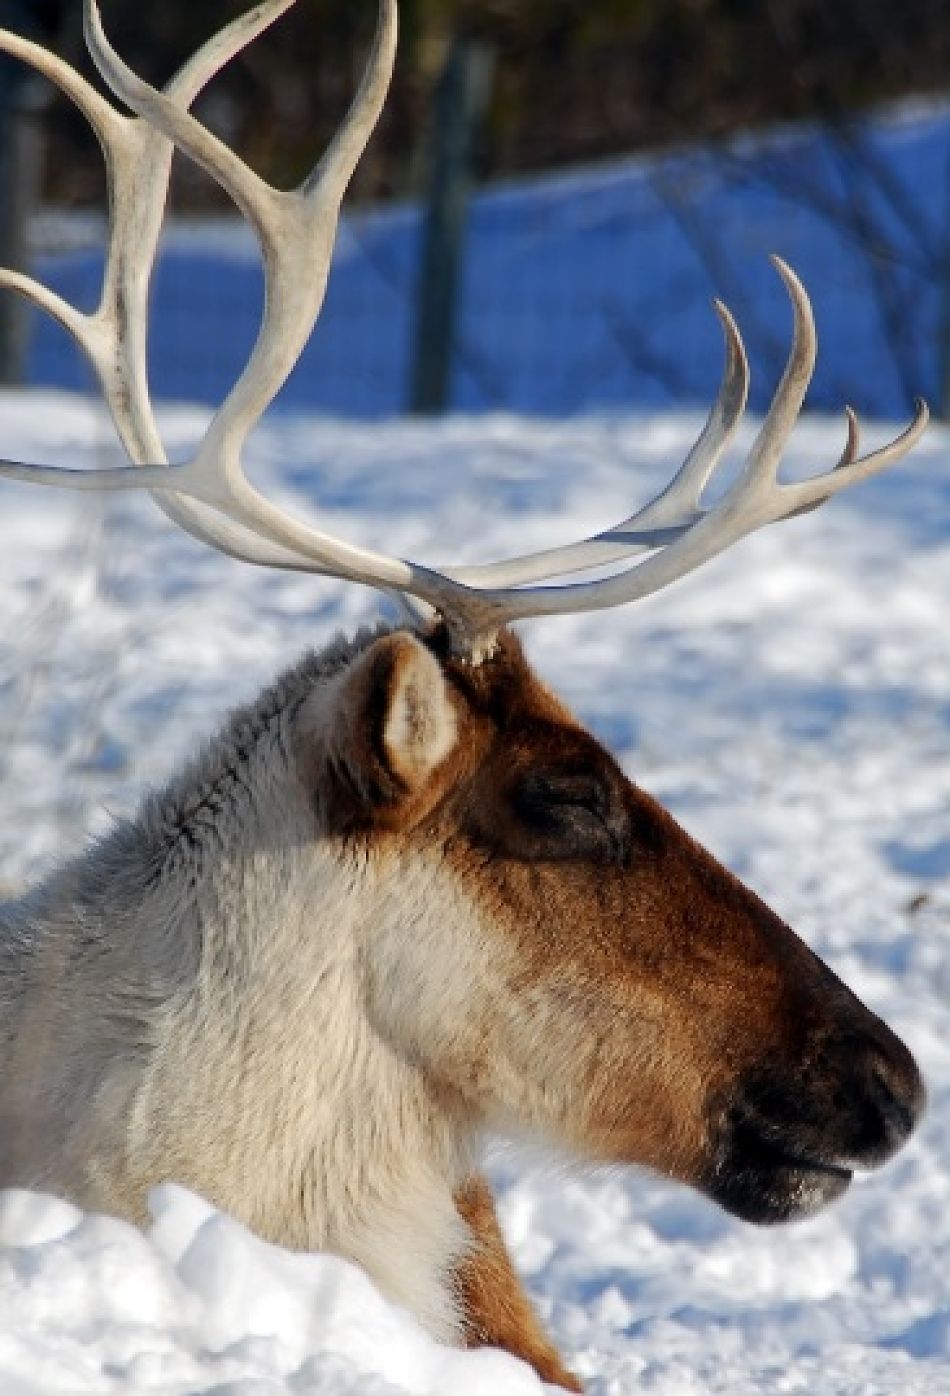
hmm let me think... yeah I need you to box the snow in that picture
[0,391,949,1393]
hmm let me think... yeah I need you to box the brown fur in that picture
[453,1174,582,1392]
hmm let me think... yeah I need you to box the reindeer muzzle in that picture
[706,1011,924,1225]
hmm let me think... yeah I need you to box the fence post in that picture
[409,33,493,416]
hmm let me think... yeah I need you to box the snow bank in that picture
[0,1184,550,1395]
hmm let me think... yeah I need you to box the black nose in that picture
[734,1022,926,1173]
[854,1036,926,1165]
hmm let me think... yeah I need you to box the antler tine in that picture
[0,268,95,353]
[839,404,861,468]
[306,0,401,203]
[785,404,860,520]
[83,0,271,234]
[443,298,750,587]
[630,300,750,527]
[781,397,927,512]
[0,25,117,142]
[733,256,817,505]
[167,1,297,108]
[0,23,125,391]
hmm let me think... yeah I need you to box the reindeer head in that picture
[0,0,926,1226]
[297,623,923,1225]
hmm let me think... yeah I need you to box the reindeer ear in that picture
[305,632,458,827]
[376,633,459,787]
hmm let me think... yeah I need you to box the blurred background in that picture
[1,0,950,420]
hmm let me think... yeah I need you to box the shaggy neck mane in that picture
[143,625,393,862]
[79,625,394,900]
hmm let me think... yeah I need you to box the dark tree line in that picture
[24,0,950,207]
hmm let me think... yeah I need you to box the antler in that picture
[0,0,390,571]
[0,1,929,660]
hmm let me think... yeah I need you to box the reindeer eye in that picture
[512,771,626,863]
[521,774,605,815]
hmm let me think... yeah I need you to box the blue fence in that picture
[26,102,950,419]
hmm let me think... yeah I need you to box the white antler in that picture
[0,2,929,659]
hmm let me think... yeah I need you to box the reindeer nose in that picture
[807,1017,926,1171]
[857,1036,926,1163]
[727,1014,925,1179]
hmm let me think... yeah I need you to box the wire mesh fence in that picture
[16,97,950,422]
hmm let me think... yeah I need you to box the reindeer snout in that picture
[706,1004,924,1226]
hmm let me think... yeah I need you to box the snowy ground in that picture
[0,391,948,1393]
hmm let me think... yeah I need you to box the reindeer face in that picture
[303,627,923,1227]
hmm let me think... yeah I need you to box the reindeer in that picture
[0,1,929,1389]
